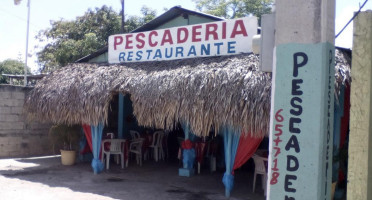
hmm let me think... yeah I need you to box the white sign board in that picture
[108,17,257,63]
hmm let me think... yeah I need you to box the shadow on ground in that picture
[0,156,265,200]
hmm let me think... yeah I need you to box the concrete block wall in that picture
[0,85,52,158]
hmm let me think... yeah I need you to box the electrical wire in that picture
[335,0,369,38]
[0,7,42,29]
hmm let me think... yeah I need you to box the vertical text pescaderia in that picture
[284,52,308,200]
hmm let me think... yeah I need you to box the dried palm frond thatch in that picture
[24,49,351,138]
[334,48,351,100]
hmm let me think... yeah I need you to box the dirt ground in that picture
[0,155,265,200]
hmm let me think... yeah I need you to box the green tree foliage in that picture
[36,5,156,73]
[0,59,29,84]
[36,6,121,72]
[125,6,157,32]
[193,0,273,23]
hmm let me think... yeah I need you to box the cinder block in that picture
[11,107,23,114]
[0,92,11,99]
[0,107,11,114]
[0,114,20,122]
[17,115,25,122]
[11,92,25,100]
[8,151,21,157]
[28,143,43,154]
[0,150,9,157]
[28,122,51,131]
[14,122,25,129]
[0,122,14,130]
[12,99,24,107]
[3,143,20,152]
[0,122,25,130]
[0,137,10,145]
[0,99,13,106]
[7,137,22,145]
[0,129,23,136]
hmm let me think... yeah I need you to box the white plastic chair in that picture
[252,154,268,195]
[128,138,144,167]
[129,130,140,140]
[149,131,165,161]
[101,139,126,170]
[106,132,114,139]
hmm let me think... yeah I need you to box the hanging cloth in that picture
[222,126,240,197]
[90,123,104,174]
[181,122,196,169]
[82,124,93,151]
[233,134,263,172]
[181,121,196,141]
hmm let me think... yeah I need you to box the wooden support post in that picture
[348,11,372,200]
[118,94,124,139]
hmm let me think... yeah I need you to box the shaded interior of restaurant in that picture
[79,93,269,188]
[77,84,350,199]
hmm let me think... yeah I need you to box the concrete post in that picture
[267,0,335,199]
[348,11,372,200]
[118,94,124,139]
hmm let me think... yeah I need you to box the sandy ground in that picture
[0,155,265,200]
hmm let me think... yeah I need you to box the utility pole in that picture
[118,0,125,139]
[14,0,30,86]
[120,0,125,33]
[24,0,30,86]
[267,0,335,199]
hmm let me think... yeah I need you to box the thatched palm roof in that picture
[25,49,351,137]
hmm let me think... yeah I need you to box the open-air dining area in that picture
[24,53,275,198]
[88,124,269,175]
[79,112,270,198]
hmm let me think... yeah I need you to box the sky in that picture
[0,0,371,73]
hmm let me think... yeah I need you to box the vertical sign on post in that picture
[267,0,335,199]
